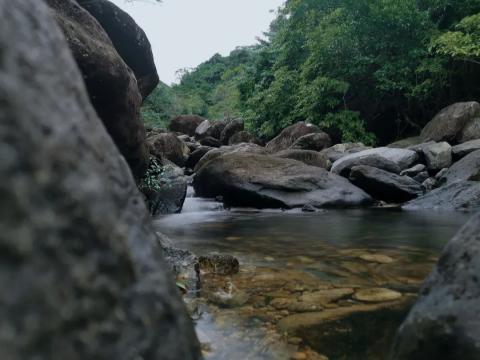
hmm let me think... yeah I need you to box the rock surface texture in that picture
[392,213,480,360]
[0,1,200,359]
[169,115,206,136]
[193,153,372,208]
[266,122,321,153]
[47,0,149,178]
[441,150,480,184]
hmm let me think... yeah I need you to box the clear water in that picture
[154,195,470,360]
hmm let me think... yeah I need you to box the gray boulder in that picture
[169,115,206,136]
[266,122,321,153]
[274,149,331,169]
[388,136,423,149]
[459,117,480,143]
[193,153,372,209]
[207,119,231,140]
[402,182,480,211]
[452,139,480,161]
[290,132,332,151]
[400,164,426,177]
[194,119,212,140]
[200,136,222,148]
[220,119,244,145]
[349,166,424,203]
[320,143,371,163]
[422,142,452,171]
[78,0,159,99]
[331,147,418,177]
[147,132,190,167]
[185,146,213,170]
[0,1,200,359]
[420,102,480,143]
[442,150,480,184]
[392,213,480,359]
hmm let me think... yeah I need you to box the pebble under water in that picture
[154,193,470,360]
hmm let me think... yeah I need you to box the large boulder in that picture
[441,150,480,184]
[147,132,190,167]
[420,102,480,143]
[402,182,480,212]
[228,131,262,145]
[194,119,212,140]
[392,213,480,359]
[220,119,244,144]
[185,146,213,170]
[47,0,149,178]
[266,122,321,153]
[78,0,159,99]
[452,139,480,160]
[0,1,200,359]
[291,132,332,151]
[422,142,452,171]
[349,166,424,203]
[331,148,418,177]
[208,119,231,140]
[320,143,371,163]
[169,115,206,136]
[459,117,480,143]
[275,149,331,169]
[193,153,372,209]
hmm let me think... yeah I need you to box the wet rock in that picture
[353,288,402,302]
[266,122,321,153]
[170,115,207,136]
[441,149,480,184]
[228,131,262,145]
[78,0,159,99]
[459,116,480,143]
[199,253,240,275]
[420,101,480,143]
[331,148,418,177]
[422,142,452,171]
[400,164,426,177]
[422,177,437,192]
[147,132,190,167]
[358,254,394,264]
[402,181,480,211]
[320,143,371,163]
[47,0,149,178]
[200,136,222,148]
[349,166,424,203]
[0,2,201,358]
[392,213,480,360]
[142,163,188,215]
[413,171,429,183]
[299,288,354,305]
[220,119,244,145]
[275,149,332,169]
[194,119,212,140]
[452,139,480,160]
[203,283,249,308]
[291,132,332,151]
[193,153,373,209]
[186,146,213,170]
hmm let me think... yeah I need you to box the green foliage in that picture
[143,0,480,143]
[139,157,165,192]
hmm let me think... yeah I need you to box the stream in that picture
[154,190,470,360]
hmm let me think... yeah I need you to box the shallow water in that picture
[154,195,470,360]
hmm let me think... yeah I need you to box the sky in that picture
[109,0,285,85]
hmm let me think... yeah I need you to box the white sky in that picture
[109,0,285,85]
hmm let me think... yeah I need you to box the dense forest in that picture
[143,0,480,144]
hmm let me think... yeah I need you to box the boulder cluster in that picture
[153,102,480,213]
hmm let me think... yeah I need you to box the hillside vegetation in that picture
[143,0,480,144]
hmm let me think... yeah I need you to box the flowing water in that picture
[154,192,470,360]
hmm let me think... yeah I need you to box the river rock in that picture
[392,213,480,359]
[228,131,262,145]
[0,2,200,358]
[402,181,480,211]
[193,153,372,209]
[413,171,430,183]
[208,119,231,140]
[142,162,188,215]
[353,288,402,303]
[147,132,190,167]
[194,119,212,140]
[331,148,418,177]
[78,0,159,99]
[198,253,240,275]
[266,122,321,153]
[349,166,424,203]
[275,149,332,169]
[200,136,222,148]
[320,143,371,163]
[452,139,480,160]
[220,119,244,144]
[388,137,423,149]
[400,164,426,177]
[47,0,149,178]
[299,288,354,305]
[459,117,480,143]
[422,142,452,171]
[291,132,332,151]
[170,115,207,136]
[358,254,394,264]
[186,146,213,170]
[441,149,480,184]
[420,101,480,143]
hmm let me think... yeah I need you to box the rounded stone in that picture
[353,288,402,303]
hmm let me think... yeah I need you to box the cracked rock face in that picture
[0,1,200,359]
